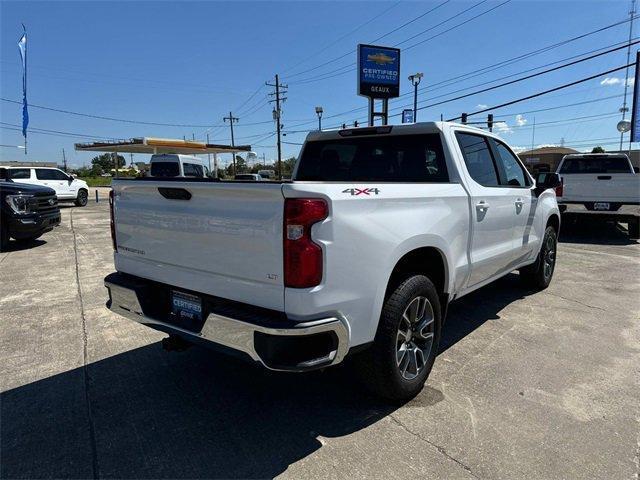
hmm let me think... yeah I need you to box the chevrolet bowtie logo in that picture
[48,198,55,205]
[367,53,396,65]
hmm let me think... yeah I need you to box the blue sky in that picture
[0,0,637,168]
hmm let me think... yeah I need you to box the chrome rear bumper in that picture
[104,274,349,372]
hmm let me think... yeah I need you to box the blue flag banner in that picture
[18,30,28,151]
[631,51,640,143]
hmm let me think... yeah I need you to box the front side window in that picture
[492,140,530,187]
[455,133,499,187]
[8,168,31,179]
[295,133,449,182]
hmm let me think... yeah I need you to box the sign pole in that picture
[368,98,374,126]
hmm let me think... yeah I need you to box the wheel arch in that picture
[384,246,449,300]
[546,212,560,233]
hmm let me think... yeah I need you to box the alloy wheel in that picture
[396,296,435,380]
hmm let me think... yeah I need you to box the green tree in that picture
[591,146,606,153]
[91,153,125,172]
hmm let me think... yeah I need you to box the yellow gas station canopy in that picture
[75,137,251,155]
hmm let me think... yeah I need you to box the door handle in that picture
[476,201,490,211]
[515,198,524,206]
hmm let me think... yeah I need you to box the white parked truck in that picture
[105,122,561,401]
[555,153,639,238]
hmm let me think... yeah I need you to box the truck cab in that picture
[149,154,211,178]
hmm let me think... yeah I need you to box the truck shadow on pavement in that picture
[558,216,638,246]
[1,238,46,253]
[1,275,532,479]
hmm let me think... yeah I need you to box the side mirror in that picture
[534,172,561,197]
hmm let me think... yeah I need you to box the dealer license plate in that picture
[171,290,203,325]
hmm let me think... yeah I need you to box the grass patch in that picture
[78,177,112,187]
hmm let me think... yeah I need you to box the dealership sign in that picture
[402,109,414,123]
[358,44,400,99]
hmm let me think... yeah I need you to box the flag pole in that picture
[18,24,28,156]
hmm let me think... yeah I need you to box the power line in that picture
[285,0,452,79]
[0,97,223,128]
[284,18,640,128]
[281,1,403,75]
[388,40,640,118]
[287,0,510,85]
[447,62,634,121]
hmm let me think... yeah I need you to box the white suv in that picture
[1,167,89,206]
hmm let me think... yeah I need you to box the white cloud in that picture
[494,121,513,134]
[510,146,527,153]
[477,104,488,109]
[601,77,622,86]
[600,77,634,87]
[515,114,527,126]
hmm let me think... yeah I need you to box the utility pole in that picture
[620,0,636,151]
[531,117,536,153]
[62,148,67,172]
[266,74,287,180]
[223,111,239,175]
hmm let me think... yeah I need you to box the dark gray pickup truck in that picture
[0,181,61,251]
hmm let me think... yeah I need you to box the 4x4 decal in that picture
[342,188,380,196]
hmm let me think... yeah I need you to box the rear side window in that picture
[8,168,31,179]
[36,169,67,180]
[183,163,203,177]
[151,162,180,177]
[295,133,449,182]
[455,133,499,187]
[559,157,631,174]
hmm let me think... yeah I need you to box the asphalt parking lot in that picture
[1,188,639,479]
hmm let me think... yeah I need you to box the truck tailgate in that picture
[561,173,640,203]
[112,180,285,310]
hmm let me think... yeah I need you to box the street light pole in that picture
[315,106,323,131]
[408,72,423,122]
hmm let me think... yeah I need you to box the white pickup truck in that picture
[556,153,639,238]
[105,122,561,401]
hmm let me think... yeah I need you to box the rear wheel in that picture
[520,225,557,290]
[75,189,88,207]
[0,219,9,252]
[354,274,441,403]
[628,217,640,240]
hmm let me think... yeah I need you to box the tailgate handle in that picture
[597,175,612,180]
[158,187,192,200]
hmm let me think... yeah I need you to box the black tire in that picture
[354,275,441,403]
[628,218,640,240]
[520,225,558,290]
[14,233,43,244]
[75,189,88,207]
[0,219,9,252]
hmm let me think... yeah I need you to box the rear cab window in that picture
[559,156,632,174]
[151,162,180,177]
[295,133,449,182]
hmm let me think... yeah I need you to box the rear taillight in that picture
[109,189,117,251]
[555,177,564,197]
[284,198,328,288]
